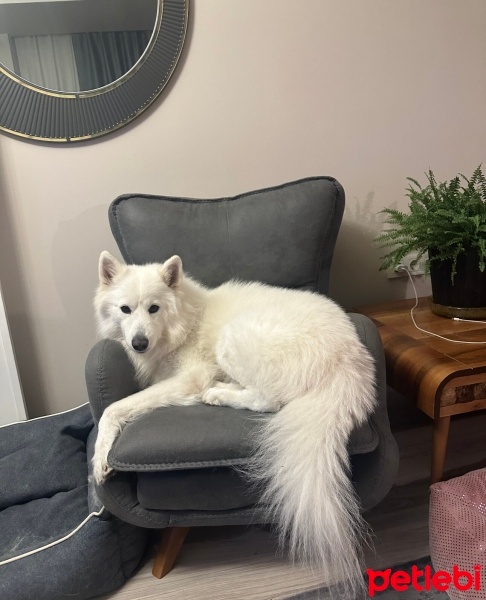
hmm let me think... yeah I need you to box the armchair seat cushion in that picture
[108,405,379,474]
[107,402,379,512]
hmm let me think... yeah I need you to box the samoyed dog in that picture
[93,251,376,594]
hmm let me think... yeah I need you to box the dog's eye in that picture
[120,306,131,314]
[148,304,159,314]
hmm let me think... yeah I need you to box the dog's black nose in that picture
[131,335,149,352]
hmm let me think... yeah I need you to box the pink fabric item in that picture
[429,468,486,600]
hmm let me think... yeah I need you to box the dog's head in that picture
[94,251,186,354]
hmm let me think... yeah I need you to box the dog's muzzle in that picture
[131,335,149,353]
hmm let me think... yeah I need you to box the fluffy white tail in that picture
[247,360,376,597]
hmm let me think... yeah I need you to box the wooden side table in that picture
[356,297,486,483]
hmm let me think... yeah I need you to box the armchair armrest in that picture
[85,339,141,424]
[347,312,399,509]
[347,313,388,425]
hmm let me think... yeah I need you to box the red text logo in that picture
[367,565,481,596]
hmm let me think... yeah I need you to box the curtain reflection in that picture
[0,34,14,73]
[7,31,151,92]
[72,31,151,90]
[14,35,79,91]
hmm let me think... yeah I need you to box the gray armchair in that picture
[86,177,399,578]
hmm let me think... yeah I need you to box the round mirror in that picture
[0,0,188,142]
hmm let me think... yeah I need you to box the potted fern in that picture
[375,165,486,318]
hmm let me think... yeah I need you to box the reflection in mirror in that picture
[0,0,158,93]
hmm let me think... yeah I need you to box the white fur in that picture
[93,251,376,596]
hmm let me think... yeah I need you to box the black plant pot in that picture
[429,248,486,318]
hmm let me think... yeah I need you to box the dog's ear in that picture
[161,255,183,288]
[99,251,122,285]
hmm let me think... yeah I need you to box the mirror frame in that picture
[0,0,188,143]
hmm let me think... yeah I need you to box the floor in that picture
[99,391,486,600]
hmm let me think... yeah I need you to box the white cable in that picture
[401,267,486,345]
[0,507,105,567]
[453,317,486,324]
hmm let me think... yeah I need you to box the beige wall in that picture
[1,0,485,417]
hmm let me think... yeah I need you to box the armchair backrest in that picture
[109,176,344,295]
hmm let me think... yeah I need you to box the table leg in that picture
[431,416,451,484]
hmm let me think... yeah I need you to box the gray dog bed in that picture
[0,404,148,600]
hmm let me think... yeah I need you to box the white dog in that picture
[93,251,376,595]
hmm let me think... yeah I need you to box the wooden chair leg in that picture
[152,526,190,579]
[431,416,451,484]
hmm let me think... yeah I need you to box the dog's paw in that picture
[202,387,226,407]
[92,455,114,485]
